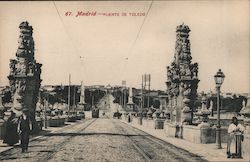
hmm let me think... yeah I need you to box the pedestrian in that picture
[3,110,19,146]
[17,108,32,153]
[226,117,245,158]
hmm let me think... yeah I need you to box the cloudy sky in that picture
[0,1,249,93]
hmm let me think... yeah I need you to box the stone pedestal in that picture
[154,118,165,129]
[182,125,216,143]
[77,103,86,120]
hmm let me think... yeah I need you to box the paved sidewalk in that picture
[0,121,82,154]
[121,118,249,162]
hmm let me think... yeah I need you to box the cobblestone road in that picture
[0,117,207,162]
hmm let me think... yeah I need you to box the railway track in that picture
[112,119,152,162]
[38,118,97,162]
[114,120,207,162]
[0,118,97,162]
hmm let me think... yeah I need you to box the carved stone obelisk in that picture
[166,23,199,125]
[78,81,86,111]
[127,87,135,111]
[8,21,42,131]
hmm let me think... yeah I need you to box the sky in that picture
[0,1,249,93]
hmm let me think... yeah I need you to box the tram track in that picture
[0,119,90,158]
[37,118,97,162]
[118,120,207,162]
[112,119,152,162]
[0,118,97,162]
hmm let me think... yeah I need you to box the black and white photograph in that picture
[0,1,249,162]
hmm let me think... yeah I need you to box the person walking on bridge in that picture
[3,110,19,146]
[17,108,32,153]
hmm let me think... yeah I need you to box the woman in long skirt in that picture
[227,117,245,158]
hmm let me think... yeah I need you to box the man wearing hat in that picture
[17,107,32,153]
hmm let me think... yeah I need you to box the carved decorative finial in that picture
[16,21,34,60]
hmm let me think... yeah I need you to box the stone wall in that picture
[143,119,154,129]
[165,121,229,144]
[220,127,229,143]
[182,125,216,144]
[209,118,244,127]
[183,125,201,143]
[164,122,177,137]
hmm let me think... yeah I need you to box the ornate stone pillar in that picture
[78,81,86,111]
[166,23,199,125]
[8,21,42,132]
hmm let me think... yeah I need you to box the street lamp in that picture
[214,69,225,149]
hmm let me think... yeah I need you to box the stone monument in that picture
[195,95,210,127]
[127,87,135,111]
[78,81,86,111]
[166,23,199,125]
[8,21,42,131]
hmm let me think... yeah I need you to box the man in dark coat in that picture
[18,108,31,153]
[3,110,19,146]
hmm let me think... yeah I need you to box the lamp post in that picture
[139,75,143,125]
[214,69,225,149]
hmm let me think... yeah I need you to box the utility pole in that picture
[73,85,76,113]
[147,74,151,108]
[44,95,48,129]
[68,74,71,116]
[121,88,123,108]
[122,80,126,109]
[124,83,126,111]
[139,75,143,125]
[120,97,122,108]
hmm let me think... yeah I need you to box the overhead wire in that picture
[128,0,154,58]
[122,0,154,88]
[53,1,88,84]
[52,1,153,88]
